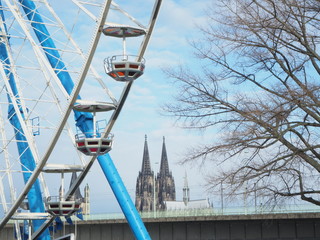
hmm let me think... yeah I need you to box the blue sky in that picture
[0,0,216,216]
[80,0,214,213]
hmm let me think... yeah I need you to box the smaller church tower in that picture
[83,183,90,215]
[183,171,190,205]
[135,135,156,211]
[157,137,176,210]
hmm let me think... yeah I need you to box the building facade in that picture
[135,135,155,211]
[135,135,176,211]
[164,172,211,211]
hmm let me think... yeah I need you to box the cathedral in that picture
[135,135,176,211]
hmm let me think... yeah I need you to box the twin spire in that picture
[136,135,176,211]
[141,134,152,175]
[141,135,170,176]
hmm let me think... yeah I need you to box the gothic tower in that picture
[156,137,176,210]
[135,135,156,211]
[183,171,190,205]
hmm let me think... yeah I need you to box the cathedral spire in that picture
[69,172,84,201]
[159,136,170,176]
[135,135,155,211]
[141,134,152,175]
[157,136,176,209]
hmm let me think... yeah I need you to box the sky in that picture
[75,0,216,213]
[0,0,221,217]
[85,0,215,213]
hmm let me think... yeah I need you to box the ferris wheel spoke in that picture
[71,0,99,21]
[0,106,16,206]
[44,0,118,104]
[111,2,147,29]
[0,64,40,163]
[3,0,71,99]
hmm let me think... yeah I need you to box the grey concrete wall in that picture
[2,215,320,239]
[53,217,320,240]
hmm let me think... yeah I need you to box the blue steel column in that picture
[98,154,151,240]
[19,1,150,239]
[19,0,94,135]
[0,2,50,239]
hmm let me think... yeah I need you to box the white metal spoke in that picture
[45,0,118,104]
[4,0,70,99]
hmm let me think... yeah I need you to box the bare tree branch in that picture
[163,0,320,206]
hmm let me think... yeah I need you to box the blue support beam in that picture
[98,154,151,240]
[18,0,94,135]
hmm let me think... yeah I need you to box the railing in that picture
[104,55,146,72]
[75,131,113,140]
[43,195,79,202]
[79,204,320,221]
[7,204,320,224]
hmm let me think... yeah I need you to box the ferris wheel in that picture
[0,0,162,239]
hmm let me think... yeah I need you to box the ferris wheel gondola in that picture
[42,164,83,217]
[73,100,115,156]
[103,25,146,82]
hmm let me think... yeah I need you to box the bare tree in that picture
[164,0,320,206]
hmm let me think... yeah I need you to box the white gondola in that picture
[75,132,113,156]
[104,55,145,82]
[43,164,83,216]
[45,197,81,217]
[102,25,146,81]
[73,100,115,156]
